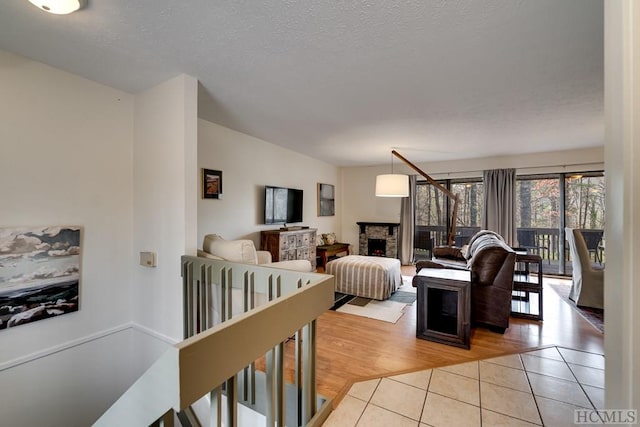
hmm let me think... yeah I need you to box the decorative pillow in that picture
[322,232,337,245]
[202,234,259,264]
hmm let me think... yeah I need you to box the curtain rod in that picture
[418,161,604,177]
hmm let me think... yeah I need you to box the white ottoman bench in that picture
[326,255,402,300]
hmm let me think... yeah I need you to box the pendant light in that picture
[375,151,409,197]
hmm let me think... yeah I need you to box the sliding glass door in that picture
[515,175,561,273]
[564,173,606,271]
[515,172,605,275]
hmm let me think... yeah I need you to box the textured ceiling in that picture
[0,0,603,166]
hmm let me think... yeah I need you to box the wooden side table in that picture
[316,243,350,268]
[413,269,471,349]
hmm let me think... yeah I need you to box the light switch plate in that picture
[140,251,157,267]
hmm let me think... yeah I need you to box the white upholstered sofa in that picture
[197,234,313,272]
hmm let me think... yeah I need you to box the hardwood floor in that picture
[277,266,604,407]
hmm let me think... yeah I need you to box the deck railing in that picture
[414,226,604,274]
[94,256,334,427]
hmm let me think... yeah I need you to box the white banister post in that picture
[210,386,222,427]
[301,320,317,423]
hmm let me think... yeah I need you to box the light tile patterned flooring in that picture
[323,346,604,427]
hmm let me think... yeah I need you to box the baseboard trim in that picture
[131,322,180,346]
[0,322,179,372]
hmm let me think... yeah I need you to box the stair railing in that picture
[94,256,334,427]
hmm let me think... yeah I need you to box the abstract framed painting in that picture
[0,226,80,330]
[318,183,335,216]
[202,168,223,199]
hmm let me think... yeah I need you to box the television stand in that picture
[279,225,310,231]
[260,228,317,269]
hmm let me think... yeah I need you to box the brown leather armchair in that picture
[415,231,516,333]
[469,246,516,333]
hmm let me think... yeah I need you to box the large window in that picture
[516,176,560,229]
[415,181,447,231]
[415,182,447,255]
[565,174,605,230]
[414,171,605,275]
[451,180,483,229]
[414,179,484,254]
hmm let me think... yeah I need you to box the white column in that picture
[604,0,640,411]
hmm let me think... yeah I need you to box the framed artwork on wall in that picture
[202,169,222,199]
[0,226,81,330]
[318,183,335,216]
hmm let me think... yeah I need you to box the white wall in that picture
[198,120,341,246]
[0,326,168,427]
[133,74,199,341]
[340,147,604,252]
[0,49,134,361]
[0,49,142,426]
[0,50,199,427]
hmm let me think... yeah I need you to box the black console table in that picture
[413,269,471,349]
[512,253,543,321]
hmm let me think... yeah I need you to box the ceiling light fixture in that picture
[28,0,86,14]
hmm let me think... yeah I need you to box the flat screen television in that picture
[264,186,303,224]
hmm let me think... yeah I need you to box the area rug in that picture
[335,298,409,323]
[549,283,604,333]
[330,277,417,323]
[388,291,417,304]
[348,296,372,306]
[331,292,353,310]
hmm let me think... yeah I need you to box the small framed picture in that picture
[202,169,222,199]
[318,183,335,216]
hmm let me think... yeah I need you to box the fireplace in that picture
[357,222,400,259]
[368,238,387,257]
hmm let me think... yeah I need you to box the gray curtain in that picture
[483,169,516,246]
[399,175,416,265]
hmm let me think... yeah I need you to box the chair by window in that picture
[516,229,549,263]
[565,228,604,309]
[578,229,604,264]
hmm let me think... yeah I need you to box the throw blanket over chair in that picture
[565,228,604,309]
